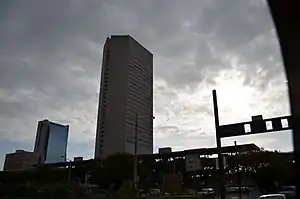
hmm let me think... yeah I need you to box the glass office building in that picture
[34,120,69,163]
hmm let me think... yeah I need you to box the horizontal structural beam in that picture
[219,115,292,138]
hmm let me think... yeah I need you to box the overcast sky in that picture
[0,0,293,170]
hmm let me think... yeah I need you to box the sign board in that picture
[185,154,202,171]
[219,116,291,138]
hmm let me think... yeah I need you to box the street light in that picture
[61,156,72,183]
[133,113,155,190]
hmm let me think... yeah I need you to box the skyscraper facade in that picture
[95,35,153,159]
[34,119,69,163]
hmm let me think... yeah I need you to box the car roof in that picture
[259,194,285,197]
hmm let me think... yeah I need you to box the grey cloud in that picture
[156,126,180,135]
[222,130,293,152]
[155,131,215,151]
[3,0,273,89]
[1,0,281,86]
[156,125,207,138]
[193,105,214,117]
[149,0,281,88]
[194,0,272,48]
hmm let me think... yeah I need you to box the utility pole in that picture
[68,161,72,183]
[235,141,242,199]
[212,90,225,199]
[212,90,292,199]
[62,156,72,184]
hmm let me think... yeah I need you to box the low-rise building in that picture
[73,157,83,162]
[3,150,40,171]
[159,147,172,154]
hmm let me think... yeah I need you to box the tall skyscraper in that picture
[34,119,69,163]
[95,35,153,159]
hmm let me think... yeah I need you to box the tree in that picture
[234,151,295,192]
[90,153,134,190]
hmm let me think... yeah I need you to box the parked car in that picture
[278,186,296,199]
[138,188,160,197]
[149,188,160,196]
[226,186,248,193]
[198,188,215,196]
[258,194,286,199]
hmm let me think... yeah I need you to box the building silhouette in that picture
[3,150,40,171]
[95,35,153,159]
[34,119,69,163]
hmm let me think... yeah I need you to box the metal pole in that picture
[173,159,176,173]
[235,141,242,199]
[68,161,72,183]
[134,114,138,190]
[84,171,88,186]
[212,90,225,199]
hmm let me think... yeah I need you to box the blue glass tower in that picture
[34,120,69,163]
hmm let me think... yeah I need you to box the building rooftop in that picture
[44,143,260,167]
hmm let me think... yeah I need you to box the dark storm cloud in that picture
[1,0,282,91]
[0,0,107,142]
[195,1,272,47]
[148,0,282,88]
[193,0,286,91]
[3,0,279,90]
